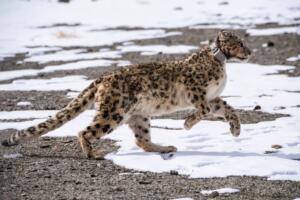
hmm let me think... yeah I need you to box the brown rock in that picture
[271,144,283,149]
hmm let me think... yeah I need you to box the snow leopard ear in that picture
[218,30,232,41]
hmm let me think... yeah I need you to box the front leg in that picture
[209,97,240,137]
[184,91,211,130]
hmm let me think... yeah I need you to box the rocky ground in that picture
[0,26,300,200]
[1,135,300,200]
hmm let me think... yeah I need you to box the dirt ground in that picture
[0,26,300,200]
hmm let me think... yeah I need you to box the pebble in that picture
[253,105,261,111]
[58,0,70,3]
[39,144,51,149]
[267,41,275,47]
[174,7,182,11]
[139,180,152,185]
[170,170,179,175]
[113,186,123,191]
[90,174,97,178]
[219,1,229,5]
[271,144,283,149]
[264,150,277,154]
[44,175,51,178]
[61,139,73,144]
[209,191,219,197]
[75,181,82,185]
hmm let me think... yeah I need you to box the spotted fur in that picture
[2,31,251,159]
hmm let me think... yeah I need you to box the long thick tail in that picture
[2,78,101,147]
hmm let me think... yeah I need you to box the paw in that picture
[230,122,240,137]
[184,119,194,130]
[87,149,105,160]
[2,139,13,147]
[161,145,177,153]
[2,139,18,147]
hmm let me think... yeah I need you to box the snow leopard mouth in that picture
[237,56,248,60]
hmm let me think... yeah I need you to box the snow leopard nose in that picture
[245,46,252,55]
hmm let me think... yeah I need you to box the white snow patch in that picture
[246,26,300,36]
[200,40,210,45]
[30,29,181,48]
[122,41,135,46]
[26,47,62,56]
[24,49,122,64]
[201,188,240,195]
[119,172,143,176]
[117,45,198,56]
[0,69,41,82]
[67,91,80,99]
[190,24,245,30]
[0,59,130,82]
[17,101,32,106]
[3,153,23,159]
[287,55,300,62]
[0,110,57,120]
[0,76,92,91]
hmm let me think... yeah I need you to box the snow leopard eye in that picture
[239,42,244,47]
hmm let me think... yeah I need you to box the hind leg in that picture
[127,115,177,153]
[78,110,124,159]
